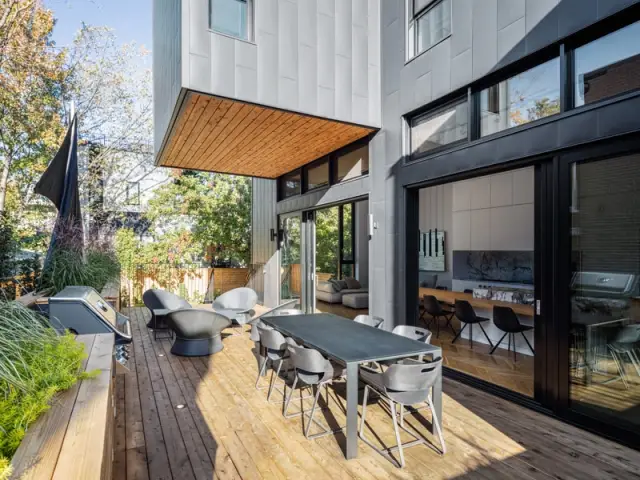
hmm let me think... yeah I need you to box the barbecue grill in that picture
[49,286,132,368]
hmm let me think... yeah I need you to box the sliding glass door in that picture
[567,154,640,434]
[279,213,301,303]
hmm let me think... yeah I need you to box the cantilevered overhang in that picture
[157,91,378,178]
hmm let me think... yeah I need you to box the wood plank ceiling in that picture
[158,92,377,178]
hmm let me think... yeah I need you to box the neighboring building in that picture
[154,0,640,448]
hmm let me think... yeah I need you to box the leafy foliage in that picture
[0,301,91,472]
[315,207,339,277]
[146,171,252,265]
[40,248,120,295]
[0,215,16,280]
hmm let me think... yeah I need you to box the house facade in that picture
[154,0,640,448]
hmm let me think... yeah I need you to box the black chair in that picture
[490,306,534,360]
[421,295,456,338]
[452,300,493,349]
[143,289,192,339]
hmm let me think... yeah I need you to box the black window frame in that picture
[405,9,640,165]
[338,203,356,280]
[277,136,371,201]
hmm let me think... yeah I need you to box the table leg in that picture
[345,362,359,459]
[432,364,442,435]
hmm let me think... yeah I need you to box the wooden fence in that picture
[283,264,333,297]
[121,264,250,307]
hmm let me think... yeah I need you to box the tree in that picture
[315,207,339,277]
[0,0,66,216]
[146,171,252,266]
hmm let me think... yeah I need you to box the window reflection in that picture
[336,146,369,182]
[210,0,249,40]
[569,155,640,432]
[306,160,329,190]
[410,99,468,157]
[281,171,301,199]
[480,58,560,136]
[575,20,640,107]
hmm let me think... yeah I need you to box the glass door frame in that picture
[553,135,640,448]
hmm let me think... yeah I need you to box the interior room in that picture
[315,200,369,319]
[417,167,535,397]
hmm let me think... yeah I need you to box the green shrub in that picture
[0,302,92,474]
[41,248,120,295]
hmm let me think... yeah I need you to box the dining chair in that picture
[359,358,445,468]
[256,325,289,402]
[452,300,494,349]
[490,306,534,360]
[354,314,385,329]
[421,295,456,338]
[378,325,432,370]
[283,340,345,439]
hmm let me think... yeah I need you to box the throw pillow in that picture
[329,279,343,291]
[317,281,336,293]
[344,277,361,289]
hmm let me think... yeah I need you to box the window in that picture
[209,0,252,41]
[280,170,301,199]
[410,98,468,157]
[306,159,329,190]
[480,58,560,137]
[408,0,451,59]
[336,145,369,182]
[126,182,140,206]
[575,20,640,107]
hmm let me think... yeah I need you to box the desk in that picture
[261,313,442,460]
[419,287,535,317]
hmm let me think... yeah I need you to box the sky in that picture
[44,0,152,51]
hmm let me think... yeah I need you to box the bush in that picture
[0,302,92,476]
[41,248,120,295]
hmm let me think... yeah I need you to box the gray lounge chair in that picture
[213,287,258,335]
[359,358,446,468]
[165,309,231,356]
[143,289,192,339]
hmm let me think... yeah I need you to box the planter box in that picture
[10,333,115,480]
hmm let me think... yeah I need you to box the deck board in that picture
[118,307,640,480]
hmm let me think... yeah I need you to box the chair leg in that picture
[451,323,467,344]
[477,322,494,348]
[267,359,284,401]
[522,332,535,355]
[304,384,323,438]
[489,332,508,355]
[283,375,298,417]
[390,401,405,468]
[610,350,629,389]
[469,324,473,348]
[427,395,446,455]
[513,334,517,362]
[255,357,268,389]
[629,350,640,377]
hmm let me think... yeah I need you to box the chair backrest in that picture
[354,315,384,329]
[392,325,432,344]
[143,289,191,311]
[612,324,640,344]
[455,300,477,323]
[492,306,521,333]
[423,295,444,316]
[383,358,442,393]
[213,287,258,311]
[287,343,328,374]
[250,320,272,342]
[166,309,230,336]
[257,324,287,351]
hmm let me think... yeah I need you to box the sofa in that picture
[316,277,368,306]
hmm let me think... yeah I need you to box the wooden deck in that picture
[114,307,640,480]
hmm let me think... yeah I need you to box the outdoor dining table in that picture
[260,313,443,460]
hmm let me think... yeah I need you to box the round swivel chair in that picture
[143,289,192,339]
[166,309,231,356]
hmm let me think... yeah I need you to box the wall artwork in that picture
[452,250,534,285]
[419,230,446,272]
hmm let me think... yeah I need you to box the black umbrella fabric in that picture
[35,114,83,268]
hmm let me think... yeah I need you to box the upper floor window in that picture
[407,0,451,60]
[126,182,141,206]
[574,20,640,107]
[306,158,330,191]
[280,170,301,200]
[336,145,369,182]
[209,0,253,41]
[480,57,560,137]
[410,98,468,157]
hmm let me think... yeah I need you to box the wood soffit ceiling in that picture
[158,92,377,178]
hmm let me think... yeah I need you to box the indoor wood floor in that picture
[420,315,535,398]
[113,307,640,480]
[315,300,368,320]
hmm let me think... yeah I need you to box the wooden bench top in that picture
[10,333,115,480]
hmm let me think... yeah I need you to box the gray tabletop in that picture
[261,313,441,363]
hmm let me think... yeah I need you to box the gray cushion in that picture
[317,281,336,294]
[344,277,361,289]
[343,293,369,309]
